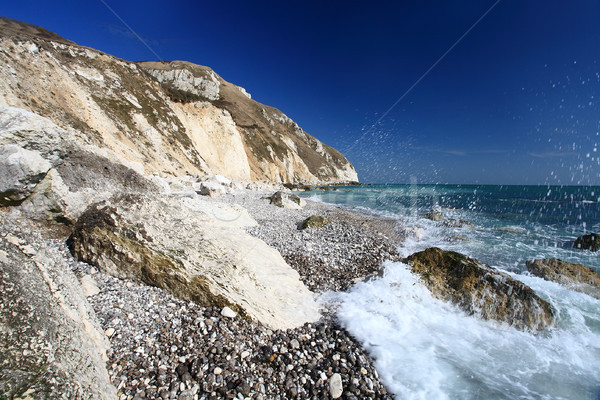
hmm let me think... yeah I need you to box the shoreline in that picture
[66,188,402,399]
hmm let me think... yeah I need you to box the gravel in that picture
[59,189,402,399]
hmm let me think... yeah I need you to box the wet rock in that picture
[526,258,600,299]
[443,218,473,228]
[405,247,556,331]
[301,215,331,230]
[420,210,444,221]
[0,144,51,206]
[573,233,600,252]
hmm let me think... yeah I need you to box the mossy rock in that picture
[301,215,331,230]
[405,247,555,332]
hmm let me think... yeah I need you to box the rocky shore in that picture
[70,191,397,400]
[1,187,399,400]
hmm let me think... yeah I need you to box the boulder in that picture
[573,233,600,252]
[420,210,444,221]
[269,191,305,209]
[404,247,555,331]
[526,258,600,299]
[0,219,115,399]
[198,181,225,197]
[301,215,331,230]
[0,144,51,206]
[443,218,473,228]
[71,193,319,330]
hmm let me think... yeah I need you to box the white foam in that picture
[335,262,600,399]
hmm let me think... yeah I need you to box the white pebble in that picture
[105,328,115,338]
[214,367,222,375]
[221,306,237,318]
[329,373,343,399]
[240,351,250,359]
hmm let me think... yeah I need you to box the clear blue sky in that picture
[3,1,600,184]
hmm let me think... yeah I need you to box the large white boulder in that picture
[0,144,51,205]
[72,194,319,330]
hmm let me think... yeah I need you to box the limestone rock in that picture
[80,275,100,297]
[0,144,51,206]
[71,193,319,330]
[198,182,225,197]
[269,191,304,209]
[0,218,115,399]
[404,247,555,331]
[573,233,600,252]
[0,18,360,185]
[221,306,237,319]
[526,258,600,299]
[301,215,331,230]
[329,373,343,399]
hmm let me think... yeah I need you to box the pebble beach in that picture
[65,189,402,400]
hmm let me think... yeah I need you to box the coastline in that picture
[57,188,401,399]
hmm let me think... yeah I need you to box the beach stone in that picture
[221,306,237,318]
[573,233,600,252]
[80,274,100,297]
[526,258,600,299]
[269,191,302,209]
[329,373,343,399]
[198,182,225,198]
[0,144,51,206]
[405,247,556,331]
[301,215,331,230]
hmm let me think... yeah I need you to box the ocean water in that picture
[304,185,600,400]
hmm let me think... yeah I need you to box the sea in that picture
[301,184,600,400]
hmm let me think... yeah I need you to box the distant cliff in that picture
[0,17,358,184]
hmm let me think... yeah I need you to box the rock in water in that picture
[404,247,555,332]
[301,215,331,229]
[573,233,600,252]
[72,193,319,330]
[420,210,445,221]
[526,258,600,299]
[0,144,51,206]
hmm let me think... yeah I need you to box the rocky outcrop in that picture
[0,218,115,399]
[526,258,600,299]
[404,248,555,331]
[0,17,358,185]
[71,193,319,330]
[573,233,600,252]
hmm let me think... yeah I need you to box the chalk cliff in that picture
[0,17,358,184]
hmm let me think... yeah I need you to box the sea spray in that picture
[334,262,600,399]
[307,184,600,399]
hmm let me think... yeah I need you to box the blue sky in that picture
[3,1,600,184]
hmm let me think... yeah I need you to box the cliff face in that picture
[0,17,358,184]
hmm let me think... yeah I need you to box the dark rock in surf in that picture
[420,210,444,221]
[526,258,600,299]
[404,247,555,332]
[573,233,600,252]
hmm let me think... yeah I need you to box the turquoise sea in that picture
[303,184,600,400]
